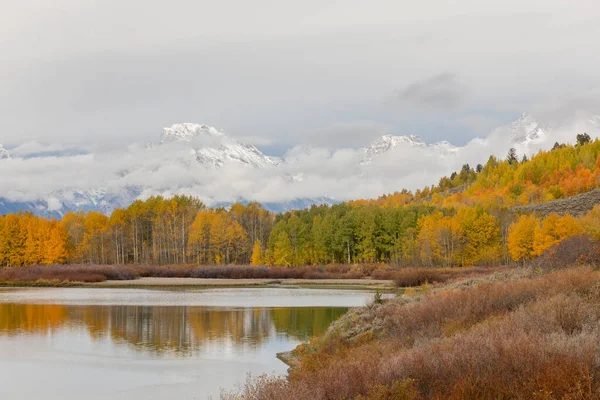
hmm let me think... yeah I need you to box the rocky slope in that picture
[512,189,600,216]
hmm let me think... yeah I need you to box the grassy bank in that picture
[0,264,505,288]
[224,265,600,399]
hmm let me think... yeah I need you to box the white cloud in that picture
[46,197,63,212]
[3,111,598,214]
[1,1,599,148]
[1,1,600,211]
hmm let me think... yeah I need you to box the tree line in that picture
[1,136,600,268]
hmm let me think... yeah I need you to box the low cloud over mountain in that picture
[1,112,599,217]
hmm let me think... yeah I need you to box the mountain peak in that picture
[0,144,10,160]
[367,134,425,154]
[156,123,280,169]
[363,134,459,164]
[510,114,546,144]
[161,123,225,142]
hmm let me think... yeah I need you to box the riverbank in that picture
[225,265,600,399]
[87,277,395,289]
[0,264,506,290]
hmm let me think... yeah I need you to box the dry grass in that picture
[371,266,509,287]
[0,264,137,283]
[222,266,600,400]
[533,234,600,272]
[0,263,415,284]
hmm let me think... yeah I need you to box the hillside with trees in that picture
[1,135,600,269]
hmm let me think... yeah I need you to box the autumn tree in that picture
[580,205,600,240]
[271,231,293,267]
[531,214,581,257]
[43,222,68,264]
[250,240,263,265]
[507,215,538,263]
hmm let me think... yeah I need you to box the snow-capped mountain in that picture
[1,113,597,218]
[0,144,10,160]
[160,123,224,142]
[0,124,286,217]
[157,123,280,168]
[362,113,548,165]
[50,187,141,215]
[509,114,547,145]
[362,134,459,164]
[216,196,339,213]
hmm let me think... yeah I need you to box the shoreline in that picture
[0,277,396,290]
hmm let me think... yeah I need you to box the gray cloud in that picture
[305,121,393,148]
[456,115,501,135]
[1,0,600,154]
[395,73,468,110]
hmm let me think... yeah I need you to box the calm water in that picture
[0,287,376,399]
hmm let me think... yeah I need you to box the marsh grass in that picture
[222,267,600,400]
[0,263,505,285]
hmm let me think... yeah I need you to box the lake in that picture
[0,287,378,399]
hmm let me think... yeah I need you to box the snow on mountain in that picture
[49,187,140,215]
[362,134,460,165]
[509,113,547,145]
[192,142,280,169]
[158,123,280,169]
[362,114,549,166]
[160,123,224,142]
[1,113,594,218]
[1,186,142,218]
[216,196,339,213]
[426,140,461,154]
[0,144,10,160]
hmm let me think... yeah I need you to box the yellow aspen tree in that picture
[507,214,538,262]
[555,214,582,239]
[4,214,26,266]
[60,211,85,263]
[225,220,247,264]
[24,215,45,265]
[188,210,215,264]
[580,205,600,240]
[209,212,228,264]
[0,216,5,266]
[532,214,560,256]
[43,222,68,264]
[533,214,582,256]
[250,240,263,265]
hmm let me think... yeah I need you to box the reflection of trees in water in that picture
[0,304,68,334]
[272,308,348,341]
[0,304,347,354]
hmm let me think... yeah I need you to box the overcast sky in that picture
[2,0,600,154]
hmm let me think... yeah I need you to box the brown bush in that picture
[534,234,600,271]
[369,266,508,287]
[223,267,600,400]
[0,264,137,283]
[0,263,394,283]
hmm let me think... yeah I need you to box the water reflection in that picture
[0,303,346,355]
